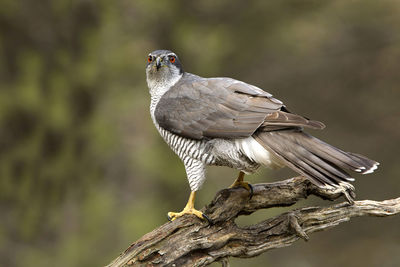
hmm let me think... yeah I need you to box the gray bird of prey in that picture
[146,49,379,221]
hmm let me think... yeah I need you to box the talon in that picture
[230,171,253,199]
[248,183,254,200]
[202,213,213,225]
[167,208,206,222]
[167,191,209,222]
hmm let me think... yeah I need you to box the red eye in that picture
[147,56,153,63]
[169,56,176,63]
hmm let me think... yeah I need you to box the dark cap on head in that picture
[147,50,183,74]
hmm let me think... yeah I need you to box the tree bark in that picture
[106,176,400,267]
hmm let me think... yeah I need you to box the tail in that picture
[254,129,379,188]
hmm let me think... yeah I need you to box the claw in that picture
[167,208,206,221]
[230,171,254,199]
[202,213,213,225]
[167,191,210,224]
[248,183,254,199]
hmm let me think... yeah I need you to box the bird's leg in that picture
[167,191,210,223]
[229,171,254,198]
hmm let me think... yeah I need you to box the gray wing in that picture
[155,75,324,140]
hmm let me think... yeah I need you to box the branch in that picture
[106,176,400,267]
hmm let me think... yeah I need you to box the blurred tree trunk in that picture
[106,176,400,267]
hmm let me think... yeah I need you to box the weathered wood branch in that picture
[106,176,400,267]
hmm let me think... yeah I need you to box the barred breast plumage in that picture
[150,93,262,191]
[150,90,213,191]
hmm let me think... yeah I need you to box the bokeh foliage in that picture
[0,0,399,266]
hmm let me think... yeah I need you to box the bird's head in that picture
[146,50,183,91]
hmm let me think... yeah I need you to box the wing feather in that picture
[155,73,324,140]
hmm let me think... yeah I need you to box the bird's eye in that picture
[147,55,153,63]
[169,55,176,63]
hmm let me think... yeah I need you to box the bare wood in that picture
[106,176,400,267]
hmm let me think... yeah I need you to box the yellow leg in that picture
[229,171,253,196]
[229,171,250,190]
[167,192,209,222]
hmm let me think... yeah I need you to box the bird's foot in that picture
[167,191,212,224]
[229,180,254,199]
[167,208,211,223]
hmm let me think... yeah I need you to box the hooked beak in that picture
[156,57,162,70]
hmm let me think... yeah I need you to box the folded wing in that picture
[155,74,324,140]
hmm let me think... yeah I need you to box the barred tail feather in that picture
[254,129,379,188]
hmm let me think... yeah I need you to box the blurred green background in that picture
[0,0,399,266]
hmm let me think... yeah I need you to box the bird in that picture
[145,49,379,222]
